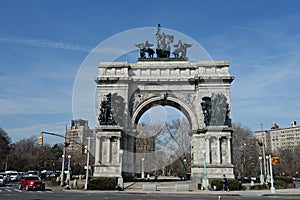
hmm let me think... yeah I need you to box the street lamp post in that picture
[118,149,124,190]
[259,156,264,185]
[202,149,208,190]
[266,155,270,182]
[67,155,71,183]
[184,158,187,181]
[269,155,276,194]
[141,158,145,179]
[261,133,267,178]
[60,153,65,186]
[84,137,93,190]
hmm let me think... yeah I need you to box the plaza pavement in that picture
[122,179,300,197]
[50,177,300,197]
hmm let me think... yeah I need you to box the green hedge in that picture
[210,179,242,191]
[87,178,117,190]
[43,177,59,186]
[250,184,268,190]
[274,177,293,184]
[274,177,295,189]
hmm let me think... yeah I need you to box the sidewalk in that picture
[122,180,300,197]
[48,178,300,197]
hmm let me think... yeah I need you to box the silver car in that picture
[0,174,6,186]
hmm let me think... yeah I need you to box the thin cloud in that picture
[0,35,137,55]
[232,25,264,33]
[0,35,92,52]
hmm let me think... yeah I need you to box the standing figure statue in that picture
[98,93,117,125]
[172,40,192,59]
[155,24,174,58]
[201,93,231,127]
[201,97,212,127]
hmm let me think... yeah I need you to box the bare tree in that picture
[7,136,63,172]
[135,123,163,174]
[232,123,260,177]
[276,144,300,176]
[0,127,11,171]
[135,118,192,177]
[156,118,192,177]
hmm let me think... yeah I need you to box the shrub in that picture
[251,184,268,190]
[87,177,117,190]
[44,177,58,186]
[274,177,293,184]
[210,179,242,191]
[210,179,222,190]
[273,177,295,189]
[228,179,243,190]
[274,180,286,189]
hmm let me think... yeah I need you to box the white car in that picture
[0,173,8,185]
[8,172,19,182]
[0,175,5,186]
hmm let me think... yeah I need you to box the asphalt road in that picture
[1,182,299,200]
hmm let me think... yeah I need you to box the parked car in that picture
[28,171,41,177]
[292,177,300,181]
[0,175,5,186]
[41,170,55,178]
[18,175,45,191]
[0,172,9,184]
[7,172,19,182]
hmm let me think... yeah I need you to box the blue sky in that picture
[1,0,300,144]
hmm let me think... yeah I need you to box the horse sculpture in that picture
[135,40,155,58]
[172,40,192,59]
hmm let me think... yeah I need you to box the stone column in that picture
[107,137,111,163]
[227,136,232,164]
[95,136,100,164]
[216,136,221,164]
[117,136,120,163]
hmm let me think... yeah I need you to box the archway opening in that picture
[135,105,192,180]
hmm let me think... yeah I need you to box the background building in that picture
[65,119,95,174]
[135,132,156,174]
[255,121,300,153]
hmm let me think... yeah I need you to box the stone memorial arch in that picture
[93,25,235,183]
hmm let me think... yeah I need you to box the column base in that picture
[93,164,120,178]
[117,177,124,190]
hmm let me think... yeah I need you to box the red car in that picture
[18,175,45,191]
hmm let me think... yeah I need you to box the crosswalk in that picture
[0,188,54,193]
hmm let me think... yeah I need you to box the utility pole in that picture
[261,123,267,178]
[84,137,92,190]
[41,127,85,187]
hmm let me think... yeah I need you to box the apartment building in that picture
[255,121,300,153]
[65,119,94,156]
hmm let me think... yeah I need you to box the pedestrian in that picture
[222,174,229,191]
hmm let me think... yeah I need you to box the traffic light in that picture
[271,156,280,165]
[39,134,43,146]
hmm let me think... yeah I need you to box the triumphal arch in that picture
[93,25,235,183]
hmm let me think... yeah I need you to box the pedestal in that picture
[191,127,234,181]
[93,126,123,178]
[260,174,265,185]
